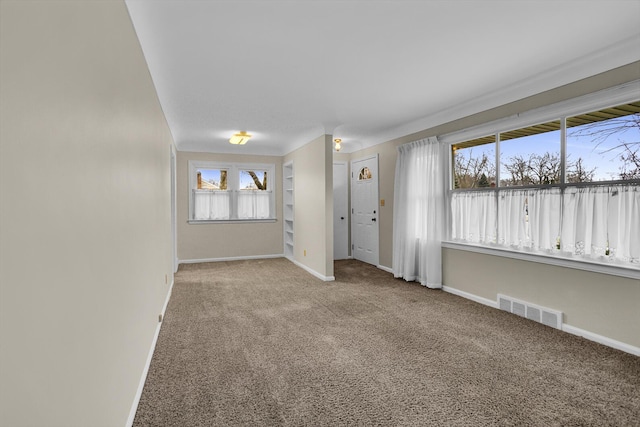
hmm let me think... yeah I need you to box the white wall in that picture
[346,62,640,351]
[442,248,640,349]
[0,2,174,426]
[285,135,334,279]
[176,151,284,261]
[176,138,334,278]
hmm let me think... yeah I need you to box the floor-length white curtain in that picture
[392,136,446,288]
[193,190,230,220]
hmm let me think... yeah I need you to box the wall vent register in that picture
[498,294,563,330]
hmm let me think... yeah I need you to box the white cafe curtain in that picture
[497,187,561,251]
[450,191,497,244]
[392,136,447,288]
[193,190,230,220]
[562,184,639,262]
[451,184,638,264]
[237,191,271,219]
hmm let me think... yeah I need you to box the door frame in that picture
[170,144,178,273]
[350,154,379,266]
[333,161,349,260]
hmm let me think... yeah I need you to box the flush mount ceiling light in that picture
[334,138,342,152]
[229,131,252,145]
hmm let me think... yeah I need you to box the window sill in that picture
[442,241,640,280]
[188,218,277,224]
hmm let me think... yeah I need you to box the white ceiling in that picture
[126,0,640,155]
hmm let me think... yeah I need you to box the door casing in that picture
[333,161,349,260]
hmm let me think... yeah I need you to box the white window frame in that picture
[188,160,276,223]
[441,80,640,151]
[442,81,640,279]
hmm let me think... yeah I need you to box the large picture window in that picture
[450,97,640,266]
[189,161,276,222]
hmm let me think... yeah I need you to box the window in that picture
[358,166,373,180]
[566,102,640,182]
[237,169,271,219]
[499,121,561,186]
[193,167,230,220]
[189,161,275,222]
[452,135,496,188]
[449,92,640,266]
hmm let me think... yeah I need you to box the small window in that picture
[358,167,372,180]
[189,161,275,222]
[567,102,640,182]
[500,121,561,186]
[239,169,268,190]
[237,169,272,220]
[197,168,227,190]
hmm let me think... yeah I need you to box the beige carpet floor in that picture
[133,258,640,426]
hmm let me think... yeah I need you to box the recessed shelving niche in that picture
[283,161,294,259]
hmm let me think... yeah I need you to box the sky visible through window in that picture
[199,169,223,187]
[500,129,560,184]
[240,170,267,190]
[566,114,640,181]
[197,169,268,189]
[457,113,639,185]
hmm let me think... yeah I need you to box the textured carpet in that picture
[133,258,640,426]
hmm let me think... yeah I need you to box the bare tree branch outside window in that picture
[243,171,268,190]
[568,112,640,180]
[453,148,495,188]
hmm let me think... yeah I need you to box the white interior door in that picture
[333,162,348,260]
[351,155,379,266]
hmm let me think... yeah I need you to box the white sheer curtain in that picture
[237,191,271,219]
[498,187,561,251]
[608,185,640,263]
[392,136,446,288]
[498,189,530,248]
[528,187,561,252]
[450,191,496,244]
[193,191,230,220]
[562,184,639,262]
[450,184,638,264]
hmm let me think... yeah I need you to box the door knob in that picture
[372,218,377,222]
[341,217,345,220]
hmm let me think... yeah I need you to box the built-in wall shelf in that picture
[283,161,294,259]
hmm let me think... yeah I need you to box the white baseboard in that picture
[288,258,335,282]
[126,278,175,427]
[442,286,499,309]
[562,324,640,356]
[377,264,393,274]
[442,285,639,356]
[179,253,284,264]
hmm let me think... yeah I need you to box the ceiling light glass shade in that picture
[334,138,342,151]
[229,131,252,145]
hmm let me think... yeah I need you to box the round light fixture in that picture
[229,131,252,145]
